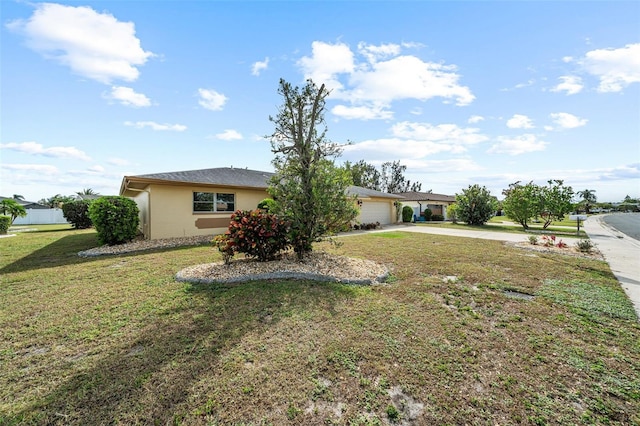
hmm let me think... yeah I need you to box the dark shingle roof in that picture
[125,167,402,200]
[348,186,404,199]
[133,167,275,189]
[395,191,455,202]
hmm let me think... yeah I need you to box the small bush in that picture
[213,234,235,265]
[541,235,556,247]
[0,216,10,234]
[257,198,278,213]
[431,214,444,221]
[575,239,595,253]
[423,208,432,221]
[88,196,140,245]
[447,204,458,224]
[62,200,93,229]
[221,209,290,262]
[528,235,539,245]
[402,206,413,222]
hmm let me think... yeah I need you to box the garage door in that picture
[359,201,392,225]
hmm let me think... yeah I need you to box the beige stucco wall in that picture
[146,184,268,239]
[402,200,454,220]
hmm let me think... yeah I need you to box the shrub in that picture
[541,235,556,247]
[423,208,432,221]
[88,196,140,245]
[222,209,289,262]
[447,204,459,224]
[213,234,235,265]
[402,206,413,222]
[431,214,444,221]
[62,200,93,229]
[575,239,595,253]
[257,198,278,213]
[528,235,539,245]
[0,216,10,234]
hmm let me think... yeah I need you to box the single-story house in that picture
[120,167,403,240]
[0,196,48,209]
[395,191,456,220]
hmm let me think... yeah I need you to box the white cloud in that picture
[198,88,228,111]
[549,112,588,129]
[391,122,488,146]
[297,41,355,92]
[215,129,243,140]
[562,56,574,63]
[107,157,131,166]
[488,134,548,155]
[468,115,484,124]
[331,104,393,120]
[297,41,474,118]
[251,57,269,76]
[1,141,91,161]
[400,158,483,173]
[343,121,488,160]
[550,75,583,95]
[107,86,151,107]
[598,163,640,181]
[506,114,534,129]
[346,55,475,106]
[6,3,153,84]
[582,43,640,92]
[343,137,460,159]
[1,163,59,174]
[124,121,187,131]
[357,42,402,63]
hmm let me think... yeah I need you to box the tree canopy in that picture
[268,78,358,259]
[455,184,496,226]
[0,199,27,224]
[343,160,422,193]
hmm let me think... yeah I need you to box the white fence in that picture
[13,209,69,225]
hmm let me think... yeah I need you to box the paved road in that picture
[602,213,640,241]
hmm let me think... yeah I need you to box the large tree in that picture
[344,159,422,193]
[538,180,574,228]
[268,79,358,259]
[577,189,597,214]
[455,184,496,226]
[343,160,382,191]
[502,181,542,230]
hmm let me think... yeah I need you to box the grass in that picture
[1,228,639,425]
[421,220,588,237]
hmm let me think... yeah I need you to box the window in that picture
[193,192,235,213]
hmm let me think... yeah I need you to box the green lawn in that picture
[1,228,638,425]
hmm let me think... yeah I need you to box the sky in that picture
[1,1,639,204]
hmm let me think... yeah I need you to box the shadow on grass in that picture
[8,278,359,425]
[0,232,211,275]
[0,232,100,274]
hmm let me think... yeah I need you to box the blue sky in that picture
[1,1,639,203]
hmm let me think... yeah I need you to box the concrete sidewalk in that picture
[583,215,640,320]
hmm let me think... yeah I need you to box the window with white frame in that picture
[193,192,235,213]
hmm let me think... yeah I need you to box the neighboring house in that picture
[0,196,48,209]
[120,167,403,240]
[395,191,456,220]
[0,196,68,225]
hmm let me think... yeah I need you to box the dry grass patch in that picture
[1,229,639,425]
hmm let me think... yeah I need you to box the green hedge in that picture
[88,196,139,245]
[62,200,93,229]
[0,216,10,234]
